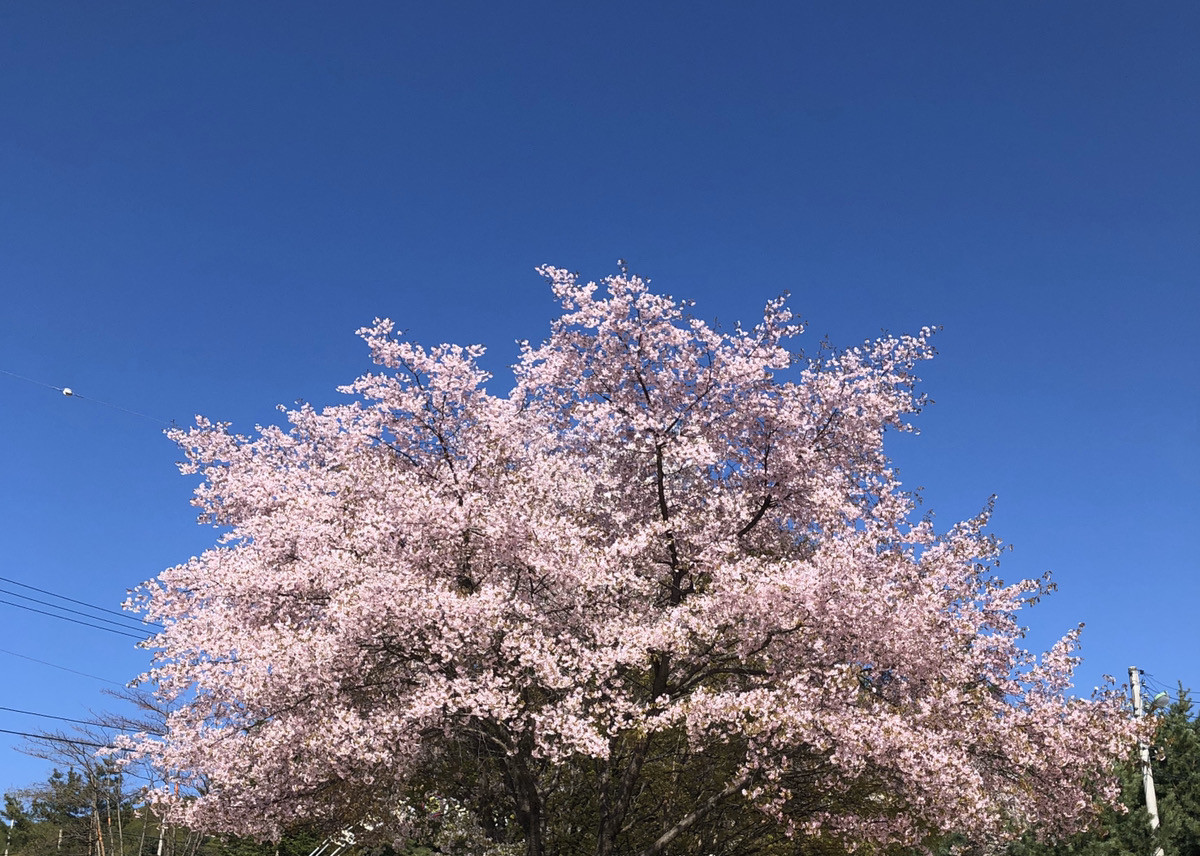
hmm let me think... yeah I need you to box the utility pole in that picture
[1130,666,1164,856]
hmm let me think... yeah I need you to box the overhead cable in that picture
[0,727,112,749]
[0,646,124,685]
[0,587,154,634]
[0,367,171,426]
[0,704,139,732]
[0,574,161,628]
[0,597,146,639]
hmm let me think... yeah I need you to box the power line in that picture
[0,367,172,426]
[0,598,146,639]
[72,392,172,426]
[0,370,174,739]
[0,587,155,634]
[0,368,63,394]
[0,727,112,749]
[0,574,161,628]
[0,647,124,685]
[1142,679,1190,708]
[0,705,139,732]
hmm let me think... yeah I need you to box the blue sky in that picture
[1,2,1197,792]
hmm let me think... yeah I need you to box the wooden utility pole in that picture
[1130,666,1165,856]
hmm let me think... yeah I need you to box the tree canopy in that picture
[125,267,1137,856]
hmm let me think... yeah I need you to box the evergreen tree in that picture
[1151,687,1200,856]
[3,794,39,851]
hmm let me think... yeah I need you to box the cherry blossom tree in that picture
[125,266,1137,856]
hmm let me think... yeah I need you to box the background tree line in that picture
[1,764,320,856]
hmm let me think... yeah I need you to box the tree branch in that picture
[637,772,753,856]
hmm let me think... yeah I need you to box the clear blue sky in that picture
[1,2,1197,793]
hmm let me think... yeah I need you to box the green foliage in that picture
[4,766,325,856]
[28,769,90,825]
[3,793,39,851]
[5,765,162,856]
[206,828,323,856]
[1151,688,1200,856]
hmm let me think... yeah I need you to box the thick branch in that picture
[637,772,753,856]
[736,493,775,539]
[597,656,670,856]
[654,443,686,605]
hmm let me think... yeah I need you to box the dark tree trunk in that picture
[503,749,546,856]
